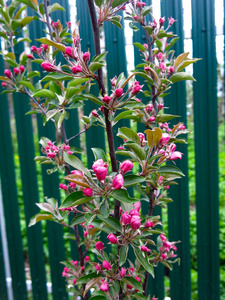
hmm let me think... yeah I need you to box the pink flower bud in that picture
[146,104,153,113]
[102,260,111,270]
[81,266,85,271]
[170,151,183,160]
[31,45,37,52]
[83,188,93,197]
[83,52,90,61]
[100,282,109,292]
[135,276,141,282]
[121,211,131,225]
[102,95,111,103]
[160,234,167,241]
[152,19,157,28]
[135,97,141,102]
[169,17,176,26]
[119,267,126,278]
[141,245,150,252]
[19,65,25,73]
[115,88,123,98]
[2,81,7,87]
[96,263,101,271]
[159,133,170,146]
[132,81,142,95]
[65,46,74,58]
[129,209,139,216]
[144,66,150,71]
[52,145,59,152]
[164,241,171,249]
[41,62,56,72]
[169,66,174,74]
[94,166,108,181]
[71,170,83,176]
[84,231,88,237]
[130,215,141,230]
[72,65,82,74]
[73,260,78,266]
[107,233,117,244]
[59,183,68,190]
[112,174,124,189]
[47,152,56,158]
[148,116,155,122]
[138,132,145,145]
[134,202,141,212]
[145,221,154,228]
[84,256,89,262]
[73,278,77,285]
[120,160,133,174]
[95,241,104,251]
[156,52,163,61]
[67,21,71,28]
[158,175,163,184]
[160,62,166,72]
[26,54,34,59]
[161,253,167,260]
[172,245,177,251]
[91,110,99,117]
[159,17,165,26]
[4,69,12,79]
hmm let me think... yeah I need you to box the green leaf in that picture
[93,51,107,62]
[158,165,184,177]
[39,3,45,15]
[91,148,107,162]
[170,72,196,83]
[174,52,189,70]
[20,16,34,27]
[119,245,128,266]
[97,215,121,232]
[48,3,65,14]
[67,78,89,87]
[117,127,140,145]
[177,58,201,72]
[111,20,122,29]
[142,6,152,17]
[18,81,35,92]
[111,189,137,204]
[134,71,154,84]
[156,114,180,123]
[122,276,143,292]
[112,0,127,8]
[14,5,26,19]
[78,273,102,284]
[36,38,65,52]
[123,175,145,187]
[90,296,107,300]
[64,174,89,188]
[29,213,53,227]
[41,72,73,82]
[32,89,56,99]
[134,248,154,278]
[11,19,21,30]
[89,62,104,72]
[70,214,86,226]
[27,71,40,79]
[165,37,180,51]
[61,191,94,208]
[64,152,91,177]
[124,142,146,160]
[65,87,78,99]
[99,201,109,217]
[16,0,38,11]
[83,94,102,106]
[114,111,133,123]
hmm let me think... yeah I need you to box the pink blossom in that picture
[72,65,82,74]
[96,263,101,271]
[159,133,170,146]
[129,267,135,274]
[1,82,7,87]
[26,54,34,59]
[31,45,37,52]
[67,21,71,28]
[59,183,67,190]
[156,52,163,61]
[146,104,153,113]
[145,221,154,228]
[170,151,183,160]
[83,188,93,197]
[130,215,141,230]
[73,260,78,266]
[71,170,83,176]
[138,132,145,145]
[4,69,12,79]
[148,116,155,122]
[120,267,126,278]
[112,174,124,189]
[121,211,131,225]
[144,66,150,71]
[41,62,56,72]
[135,276,141,282]
[100,282,109,292]
[91,110,99,117]
[164,241,171,249]
[94,166,108,181]
[169,66,174,74]
[41,44,48,51]
[134,202,141,212]
[120,160,133,174]
[95,241,104,251]
[65,46,74,58]
[141,245,150,252]
[83,52,90,61]
[160,62,166,72]
[129,209,139,216]
[73,278,77,285]
[132,81,142,95]
[107,233,117,244]
[81,266,85,271]
[160,234,167,241]
[161,253,167,260]
[19,65,25,73]
[47,152,56,158]
[135,97,141,102]
[102,95,111,103]
[115,88,123,98]
[172,245,177,251]
[84,256,89,263]
[152,19,157,29]
[159,17,165,26]
[169,17,176,26]
[157,103,164,110]
[102,260,112,270]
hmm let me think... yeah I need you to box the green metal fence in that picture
[0,0,221,299]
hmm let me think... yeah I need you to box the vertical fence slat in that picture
[0,43,28,300]
[192,0,220,299]
[0,227,8,300]
[27,9,69,299]
[133,2,164,299]
[77,1,106,168]
[160,1,191,300]
[12,39,48,299]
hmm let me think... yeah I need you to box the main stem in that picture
[87,0,120,221]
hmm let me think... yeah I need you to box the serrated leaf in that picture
[122,276,143,292]
[61,191,94,208]
[70,214,85,226]
[64,174,89,188]
[111,189,137,204]
[134,247,154,278]
[124,142,146,160]
[18,81,35,92]
[117,127,140,145]
[97,215,121,232]
[158,165,184,177]
[29,213,53,227]
[33,89,56,99]
[170,72,195,83]
[123,175,145,187]
[41,72,73,82]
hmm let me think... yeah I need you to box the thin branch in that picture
[43,0,53,40]
[87,0,120,221]
[67,128,88,142]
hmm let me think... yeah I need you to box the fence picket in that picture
[192,0,220,299]
[161,1,192,300]
[0,229,8,300]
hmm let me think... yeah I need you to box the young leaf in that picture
[117,127,140,145]
[112,0,127,8]
[91,148,107,162]
[174,52,189,70]
[158,165,184,177]
[123,175,145,187]
[36,38,65,52]
[48,3,65,14]
[144,128,162,149]
[84,277,102,297]
[70,214,86,226]
[78,273,101,284]
[170,72,195,83]
[124,142,146,161]
[61,191,94,208]
[134,248,155,278]
[111,189,137,204]
[29,213,53,227]
[32,89,56,99]
[156,114,180,123]
[64,174,90,188]
[97,215,121,232]
[89,62,104,72]
[119,245,128,266]
[64,152,91,177]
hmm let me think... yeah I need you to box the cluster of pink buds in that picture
[157,142,183,164]
[144,103,156,124]
[2,67,25,88]
[159,122,172,133]
[158,234,177,261]
[120,202,142,230]
[81,222,94,237]
[92,159,108,181]
[43,141,72,159]
[129,81,143,97]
